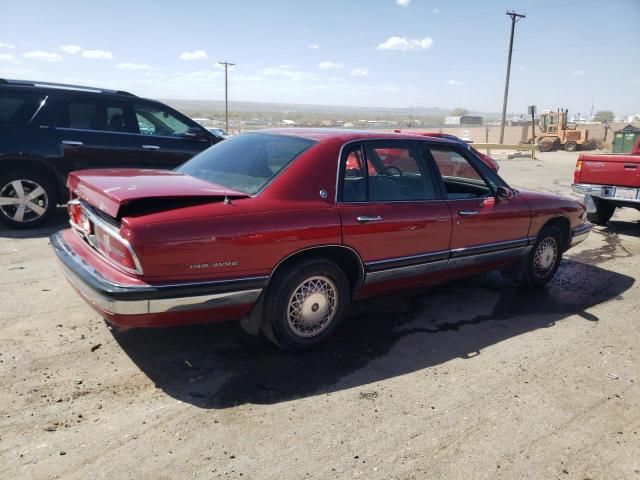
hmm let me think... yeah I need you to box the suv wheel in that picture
[261,258,350,351]
[0,171,58,229]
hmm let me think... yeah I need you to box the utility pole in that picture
[499,11,526,144]
[218,61,235,133]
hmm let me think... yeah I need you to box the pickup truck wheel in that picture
[522,226,563,288]
[585,198,615,225]
[261,259,350,351]
[0,171,58,229]
[564,141,578,152]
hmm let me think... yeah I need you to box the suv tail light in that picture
[68,200,143,275]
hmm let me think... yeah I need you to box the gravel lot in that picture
[1,151,639,480]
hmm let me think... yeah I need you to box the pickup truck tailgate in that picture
[578,155,640,187]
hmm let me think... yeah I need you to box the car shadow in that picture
[0,207,68,239]
[112,259,633,409]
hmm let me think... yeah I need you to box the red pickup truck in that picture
[572,137,640,224]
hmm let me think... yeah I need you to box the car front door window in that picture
[135,104,191,137]
[429,148,493,199]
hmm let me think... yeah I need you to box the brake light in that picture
[574,160,583,183]
[68,200,90,233]
[93,223,140,273]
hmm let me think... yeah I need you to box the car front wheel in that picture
[0,171,58,229]
[261,258,350,351]
[521,226,564,288]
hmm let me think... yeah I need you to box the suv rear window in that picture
[0,92,46,125]
[177,132,315,194]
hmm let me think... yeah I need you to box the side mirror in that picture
[496,186,514,201]
[184,126,208,140]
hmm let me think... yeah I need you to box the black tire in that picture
[261,258,350,351]
[521,226,564,288]
[538,140,555,152]
[565,141,577,152]
[586,198,615,225]
[0,170,58,229]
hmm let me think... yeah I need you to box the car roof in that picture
[0,78,137,99]
[258,128,461,145]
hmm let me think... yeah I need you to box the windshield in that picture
[177,132,316,194]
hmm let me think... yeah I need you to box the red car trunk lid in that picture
[68,169,248,218]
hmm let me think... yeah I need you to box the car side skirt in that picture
[362,238,531,285]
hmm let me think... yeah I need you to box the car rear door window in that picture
[341,141,438,202]
[134,103,191,136]
[58,98,135,132]
[0,91,46,125]
[429,148,493,199]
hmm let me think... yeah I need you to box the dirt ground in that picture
[1,150,639,480]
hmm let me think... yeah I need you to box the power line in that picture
[499,11,525,144]
[218,61,235,133]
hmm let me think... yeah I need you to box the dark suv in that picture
[0,79,222,228]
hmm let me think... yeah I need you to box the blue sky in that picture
[1,0,639,116]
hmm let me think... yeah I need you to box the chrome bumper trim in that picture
[572,183,640,204]
[569,223,591,248]
[52,232,263,316]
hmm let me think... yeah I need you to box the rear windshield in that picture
[177,132,316,194]
[0,92,46,125]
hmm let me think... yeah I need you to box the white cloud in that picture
[82,49,113,60]
[308,44,319,49]
[571,70,586,76]
[377,36,433,51]
[433,8,440,13]
[519,66,525,71]
[23,51,63,62]
[350,68,369,77]
[0,53,14,61]
[396,0,411,6]
[0,41,15,49]
[447,79,464,86]
[60,44,82,55]
[117,62,153,70]
[318,61,343,70]
[179,50,208,61]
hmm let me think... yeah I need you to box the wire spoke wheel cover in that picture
[0,179,49,223]
[287,275,338,338]
[533,237,558,279]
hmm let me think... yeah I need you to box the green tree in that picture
[593,110,614,123]
[450,107,469,116]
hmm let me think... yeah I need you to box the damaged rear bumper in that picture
[51,231,265,326]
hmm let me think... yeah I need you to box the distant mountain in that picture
[163,98,499,119]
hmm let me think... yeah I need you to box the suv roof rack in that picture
[0,78,136,97]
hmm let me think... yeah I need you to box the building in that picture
[444,115,483,126]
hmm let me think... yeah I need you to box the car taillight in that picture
[68,200,90,233]
[93,223,140,273]
[575,160,582,172]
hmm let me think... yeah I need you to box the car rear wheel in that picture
[0,171,58,229]
[564,141,578,152]
[586,197,615,225]
[261,258,350,351]
[521,226,564,288]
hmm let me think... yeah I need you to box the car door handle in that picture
[624,163,637,169]
[142,144,160,150]
[357,215,383,223]
[61,140,83,146]
[458,210,479,216]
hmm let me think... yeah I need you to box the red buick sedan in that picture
[52,129,590,350]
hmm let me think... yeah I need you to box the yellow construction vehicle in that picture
[536,109,589,152]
